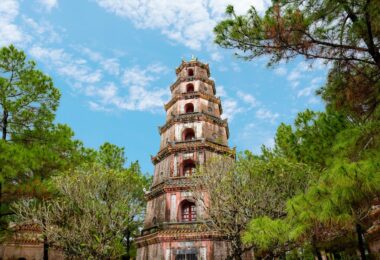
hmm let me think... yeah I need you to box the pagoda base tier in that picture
[136,229,232,260]
[136,222,254,260]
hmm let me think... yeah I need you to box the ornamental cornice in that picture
[164,91,220,111]
[159,111,228,135]
[145,176,204,200]
[151,139,235,165]
[135,222,227,248]
[175,60,210,77]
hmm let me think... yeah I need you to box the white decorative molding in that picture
[170,194,177,221]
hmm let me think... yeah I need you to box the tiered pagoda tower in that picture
[136,58,235,260]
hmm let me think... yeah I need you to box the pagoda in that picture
[136,58,235,260]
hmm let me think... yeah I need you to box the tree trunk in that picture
[312,236,322,260]
[43,234,49,260]
[356,224,366,260]
[42,217,49,260]
[314,250,322,260]
[231,236,243,260]
[2,109,8,140]
[122,229,131,260]
[0,110,7,227]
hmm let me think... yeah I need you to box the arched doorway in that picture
[184,103,194,113]
[180,200,197,222]
[182,159,196,176]
[182,128,195,141]
[186,83,194,92]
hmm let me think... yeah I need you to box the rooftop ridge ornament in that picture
[190,54,198,61]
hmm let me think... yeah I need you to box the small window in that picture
[208,107,213,112]
[184,103,194,113]
[176,254,197,260]
[182,128,195,141]
[183,160,196,176]
[188,69,194,77]
[186,83,194,93]
[181,201,196,221]
[204,86,208,91]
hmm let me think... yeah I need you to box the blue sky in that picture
[1,0,328,174]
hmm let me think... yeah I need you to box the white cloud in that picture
[256,108,279,123]
[221,99,243,120]
[88,101,111,112]
[296,76,324,104]
[118,65,170,111]
[123,67,153,87]
[211,52,223,62]
[94,0,212,50]
[37,0,58,12]
[297,86,315,98]
[126,85,169,111]
[274,67,287,76]
[308,96,320,105]
[208,0,268,16]
[29,46,102,83]
[219,88,266,121]
[79,47,120,75]
[237,91,259,108]
[235,122,276,153]
[297,77,323,98]
[94,0,270,50]
[101,58,120,75]
[264,137,275,148]
[287,70,301,82]
[85,64,170,112]
[216,85,227,97]
[0,0,25,46]
[29,44,171,113]
[217,87,246,120]
[231,62,241,72]
[286,60,328,88]
[22,16,62,43]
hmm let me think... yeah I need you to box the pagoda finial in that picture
[190,55,198,61]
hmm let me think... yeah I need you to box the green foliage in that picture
[215,0,380,121]
[96,142,126,170]
[244,109,380,255]
[217,1,380,255]
[214,1,380,68]
[0,124,92,237]
[0,45,60,140]
[14,162,150,258]
[195,152,314,258]
[243,216,291,252]
[0,45,94,238]
[318,62,380,120]
[273,110,349,169]
[0,45,151,259]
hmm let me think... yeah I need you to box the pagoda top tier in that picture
[175,57,210,77]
